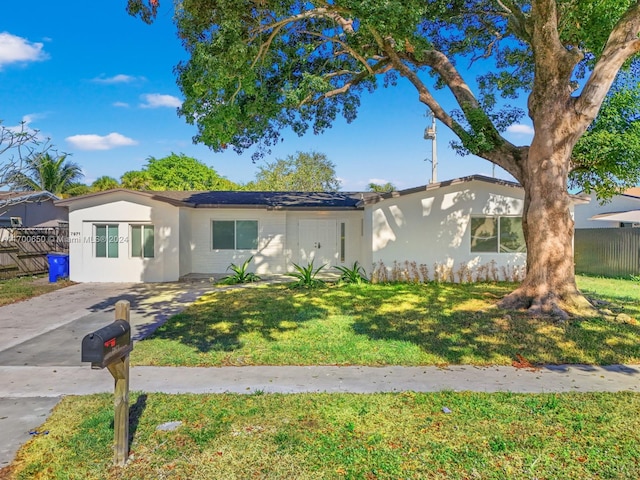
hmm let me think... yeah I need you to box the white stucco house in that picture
[574,187,640,229]
[55,175,580,283]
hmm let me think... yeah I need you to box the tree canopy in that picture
[127,0,640,317]
[367,182,397,193]
[91,176,121,192]
[248,151,341,191]
[122,153,240,191]
[570,70,640,201]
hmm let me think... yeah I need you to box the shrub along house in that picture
[55,175,587,283]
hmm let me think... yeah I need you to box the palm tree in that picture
[91,176,120,191]
[9,153,84,195]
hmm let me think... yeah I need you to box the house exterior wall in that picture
[66,194,180,282]
[284,211,365,270]
[365,180,527,281]
[0,200,67,227]
[574,193,640,228]
[187,208,289,275]
[178,208,193,277]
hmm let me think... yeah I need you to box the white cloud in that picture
[506,124,535,135]
[65,132,138,151]
[139,93,182,109]
[0,32,48,69]
[92,74,143,84]
[22,112,47,125]
[113,101,130,108]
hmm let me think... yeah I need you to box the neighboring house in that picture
[573,187,640,277]
[574,187,640,228]
[0,191,67,227]
[55,175,585,283]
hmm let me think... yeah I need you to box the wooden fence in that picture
[0,226,69,279]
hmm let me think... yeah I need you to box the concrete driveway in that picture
[0,279,212,466]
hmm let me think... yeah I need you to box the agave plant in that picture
[335,261,369,284]
[219,256,261,285]
[286,260,327,288]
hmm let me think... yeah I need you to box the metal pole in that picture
[431,114,437,184]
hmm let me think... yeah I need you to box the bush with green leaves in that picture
[335,261,369,284]
[219,256,261,285]
[287,261,326,288]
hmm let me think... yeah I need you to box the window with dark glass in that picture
[470,216,525,253]
[95,224,119,258]
[212,220,258,250]
[131,225,154,258]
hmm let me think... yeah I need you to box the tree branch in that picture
[496,0,530,40]
[529,0,583,113]
[368,28,524,180]
[573,2,640,126]
[251,7,354,68]
[299,30,375,75]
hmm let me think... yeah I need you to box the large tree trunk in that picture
[498,126,594,319]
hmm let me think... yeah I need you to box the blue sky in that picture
[1,1,534,191]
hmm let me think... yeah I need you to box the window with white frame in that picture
[212,220,258,250]
[470,216,526,253]
[95,224,119,258]
[130,225,154,258]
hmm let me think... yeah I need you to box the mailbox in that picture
[81,320,133,369]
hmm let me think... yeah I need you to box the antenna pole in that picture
[431,114,437,183]
[424,111,437,183]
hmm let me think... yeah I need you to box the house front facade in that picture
[57,175,578,283]
[56,190,371,282]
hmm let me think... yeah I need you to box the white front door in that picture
[298,219,338,267]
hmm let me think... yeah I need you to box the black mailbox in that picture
[81,320,133,369]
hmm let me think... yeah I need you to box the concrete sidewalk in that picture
[1,362,639,467]
[0,364,639,397]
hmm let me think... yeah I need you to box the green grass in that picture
[0,275,74,306]
[6,391,640,479]
[131,277,640,367]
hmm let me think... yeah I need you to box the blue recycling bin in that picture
[47,253,69,283]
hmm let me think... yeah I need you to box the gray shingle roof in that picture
[152,191,378,209]
[55,188,380,210]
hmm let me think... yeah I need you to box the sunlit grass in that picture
[0,275,74,306]
[6,392,640,479]
[131,277,640,367]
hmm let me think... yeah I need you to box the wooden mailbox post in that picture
[81,300,132,467]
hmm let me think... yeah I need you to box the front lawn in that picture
[6,391,640,479]
[131,276,640,367]
[0,275,74,306]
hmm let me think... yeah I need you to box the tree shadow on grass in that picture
[138,286,331,353]
[348,283,640,366]
[136,282,640,367]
